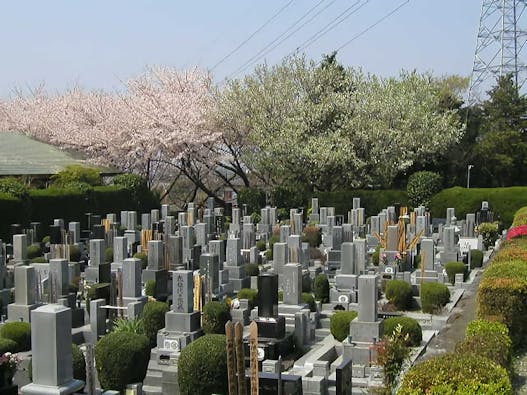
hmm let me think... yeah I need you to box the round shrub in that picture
[314,273,329,303]
[420,282,450,314]
[466,319,510,338]
[456,333,511,369]
[72,343,86,381]
[237,288,258,309]
[385,280,413,311]
[302,225,322,248]
[105,247,113,263]
[95,332,150,392]
[0,338,18,354]
[145,280,156,298]
[445,261,468,285]
[202,301,231,335]
[0,322,31,352]
[141,301,169,347]
[256,239,266,252]
[383,316,422,346]
[244,263,259,277]
[476,222,500,249]
[133,252,148,270]
[407,171,442,208]
[69,244,81,262]
[31,257,48,263]
[27,243,42,259]
[399,353,512,394]
[302,293,316,312]
[470,249,484,269]
[330,310,358,342]
[178,334,227,395]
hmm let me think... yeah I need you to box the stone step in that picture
[319,317,331,329]
[143,370,163,387]
[142,384,163,395]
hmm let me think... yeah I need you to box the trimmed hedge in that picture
[302,293,316,312]
[470,249,484,269]
[512,206,527,227]
[383,316,422,347]
[330,310,358,342]
[430,186,527,228]
[243,263,260,277]
[0,185,159,240]
[420,282,450,314]
[407,171,443,208]
[0,338,18,354]
[385,280,413,311]
[95,332,150,392]
[72,343,87,382]
[178,334,228,395]
[141,301,169,347]
[0,322,31,352]
[133,252,148,270]
[399,353,512,394]
[314,273,329,303]
[27,243,42,259]
[202,301,231,335]
[477,259,527,346]
[445,261,468,284]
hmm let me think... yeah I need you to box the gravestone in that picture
[440,226,458,264]
[8,265,41,322]
[283,263,302,305]
[21,305,83,394]
[272,243,288,276]
[68,222,81,244]
[167,235,183,270]
[223,238,249,291]
[141,213,151,231]
[13,234,28,264]
[310,198,320,223]
[255,273,285,339]
[142,240,168,299]
[122,258,147,317]
[466,213,476,237]
[86,239,110,284]
[331,242,358,305]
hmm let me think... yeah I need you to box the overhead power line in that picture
[335,0,410,53]
[227,0,338,79]
[292,0,369,55]
[210,0,294,72]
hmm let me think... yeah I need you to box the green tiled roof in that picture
[0,132,113,175]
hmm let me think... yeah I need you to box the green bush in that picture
[302,225,322,248]
[330,311,358,341]
[145,280,156,298]
[256,239,266,252]
[372,246,380,265]
[95,331,150,392]
[420,282,450,314]
[69,244,81,262]
[0,177,29,198]
[302,274,312,293]
[314,273,329,303]
[385,280,413,311]
[27,243,42,259]
[31,256,48,263]
[0,338,18,354]
[383,317,422,346]
[470,249,484,269]
[271,184,308,210]
[113,173,159,211]
[141,301,169,347]
[407,171,443,208]
[445,261,468,285]
[237,288,258,309]
[72,343,86,381]
[399,353,512,394]
[0,322,31,352]
[202,301,231,335]
[476,222,500,249]
[265,249,273,261]
[429,186,527,228]
[512,206,527,227]
[237,187,266,215]
[133,252,148,270]
[268,234,280,252]
[477,259,527,346]
[52,165,101,186]
[105,247,113,263]
[243,263,259,277]
[112,317,144,335]
[456,332,512,369]
[178,334,227,395]
[466,319,510,338]
[302,293,316,312]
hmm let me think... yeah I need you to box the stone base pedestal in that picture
[342,339,378,370]
[7,303,41,323]
[21,379,84,395]
[243,332,295,368]
[440,251,458,264]
[349,319,383,343]
[330,289,357,305]
[335,274,358,290]
[255,316,286,339]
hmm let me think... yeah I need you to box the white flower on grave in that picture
[231,298,240,310]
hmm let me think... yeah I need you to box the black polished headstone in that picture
[258,273,278,318]
[30,222,42,242]
[336,358,353,395]
[49,225,61,244]
[92,225,105,240]
[91,215,102,229]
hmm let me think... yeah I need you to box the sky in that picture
[0,1,482,98]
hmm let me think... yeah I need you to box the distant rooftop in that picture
[0,132,117,176]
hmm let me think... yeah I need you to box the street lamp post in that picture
[467,165,474,188]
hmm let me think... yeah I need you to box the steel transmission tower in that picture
[469,0,527,102]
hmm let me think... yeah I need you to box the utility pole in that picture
[469,0,527,102]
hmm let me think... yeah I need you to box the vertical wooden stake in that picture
[249,321,259,395]
[235,322,247,395]
[226,321,237,395]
